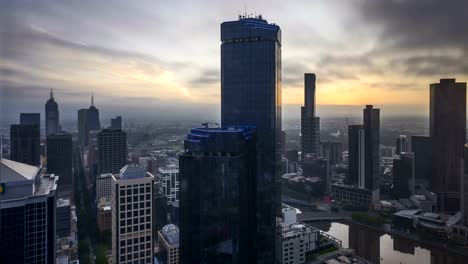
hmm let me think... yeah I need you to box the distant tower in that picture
[45,88,60,136]
[393,153,414,198]
[46,132,73,193]
[348,125,365,188]
[363,105,380,200]
[87,93,101,131]
[301,73,320,157]
[78,109,89,147]
[10,124,40,166]
[430,78,466,212]
[97,129,127,174]
[110,116,122,130]
[396,135,408,155]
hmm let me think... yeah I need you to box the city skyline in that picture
[2,0,468,122]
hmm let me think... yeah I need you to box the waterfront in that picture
[309,221,468,264]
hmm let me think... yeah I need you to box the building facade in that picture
[111,165,154,264]
[396,135,408,155]
[301,73,320,157]
[363,105,380,195]
[179,127,257,263]
[87,94,101,131]
[411,135,431,186]
[157,165,179,204]
[46,132,73,192]
[111,116,122,130]
[221,16,281,263]
[45,89,59,136]
[0,158,58,264]
[157,224,180,264]
[430,78,466,212]
[348,124,365,188]
[96,173,113,201]
[393,153,414,199]
[10,124,40,166]
[78,109,89,147]
[97,129,127,175]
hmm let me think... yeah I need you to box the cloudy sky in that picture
[1,0,468,122]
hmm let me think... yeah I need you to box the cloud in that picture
[189,68,220,87]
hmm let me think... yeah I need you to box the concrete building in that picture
[96,173,113,201]
[10,124,40,166]
[430,78,466,212]
[97,197,112,233]
[45,89,59,136]
[111,165,154,264]
[157,224,180,264]
[0,158,58,264]
[396,135,408,155]
[56,198,71,238]
[97,129,127,175]
[321,141,342,165]
[332,184,373,209]
[157,165,179,204]
[301,73,320,157]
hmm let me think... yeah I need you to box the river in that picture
[308,221,468,264]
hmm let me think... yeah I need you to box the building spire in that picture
[91,92,94,106]
[50,88,54,99]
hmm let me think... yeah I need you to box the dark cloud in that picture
[189,69,219,87]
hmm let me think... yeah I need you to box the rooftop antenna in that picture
[91,92,94,106]
[50,88,54,99]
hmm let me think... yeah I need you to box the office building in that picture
[10,124,40,166]
[221,16,281,263]
[56,198,71,238]
[45,89,59,136]
[302,154,330,193]
[111,165,154,264]
[411,135,431,186]
[157,165,179,204]
[363,105,380,196]
[348,125,365,188]
[0,158,58,264]
[78,109,89,147]
[301,73,320,157]
[111,116,122,130]
[46,132,73,192]
[393,153,414,199]
[430,78,466,212]
[321,141,342,165]
[332,184,373,209]
[97,197,112,233]
[87,93,101,131]
[179,127,257,263]
[97,129,127,175]
[396,135,408,155]
[96,173,113,201]
[157,224,180,264]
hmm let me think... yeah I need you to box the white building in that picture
[157,224,180,264]
[111,165,154,264]
[157,165,179,204]
[96,173,112,201]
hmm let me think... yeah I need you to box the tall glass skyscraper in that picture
[179,127,257,263]
[45,89,59,136]
[221,16,281,263]
[301,73,320,157]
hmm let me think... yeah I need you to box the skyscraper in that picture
[20,113,40,127]
[87,93,101,131]
[0,158,58,264]
[78,108,89,147]
[179,127,257,263]
[396,135,408,155]
[430,78,466,212]
[411,135,431,186]
[45,89,59,136]
[111,116,122,130]
[301,73,320,157]
[10,124,40,166]
[97,129,127,174]
[46,132,73,192]
[221,16,281,263]
[348,124,365,188]
[393,153,414,198]
[363,105,380,196]
[111,165,154,264]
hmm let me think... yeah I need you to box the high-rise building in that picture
[348,125,365,188]
[87,93,101,131]
[10,124,40,166]
[221,16,281,262]
[156,165,179,204]
[303,154,330,193]
[46,132,73,192]
[78,109,89,147]
[56,198,71,238]
[111,116,122,130]
[411,135,431,186]
[430,78,466,212]
[111,165,154,264]
[96,173,113,201]
[97,129,127,175]
[45,89,59,136]
[0,158,58,264]
[363,105,380,195]
[392,153,414,199]
[301,73,320,157]
[157,224,180,264]
[179,127,257,263]
[396,135,408,155]
[321,141,342,165]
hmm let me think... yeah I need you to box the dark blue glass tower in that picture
[221,16,281,263]
[179,127,257,263]
[45,89,59,136]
